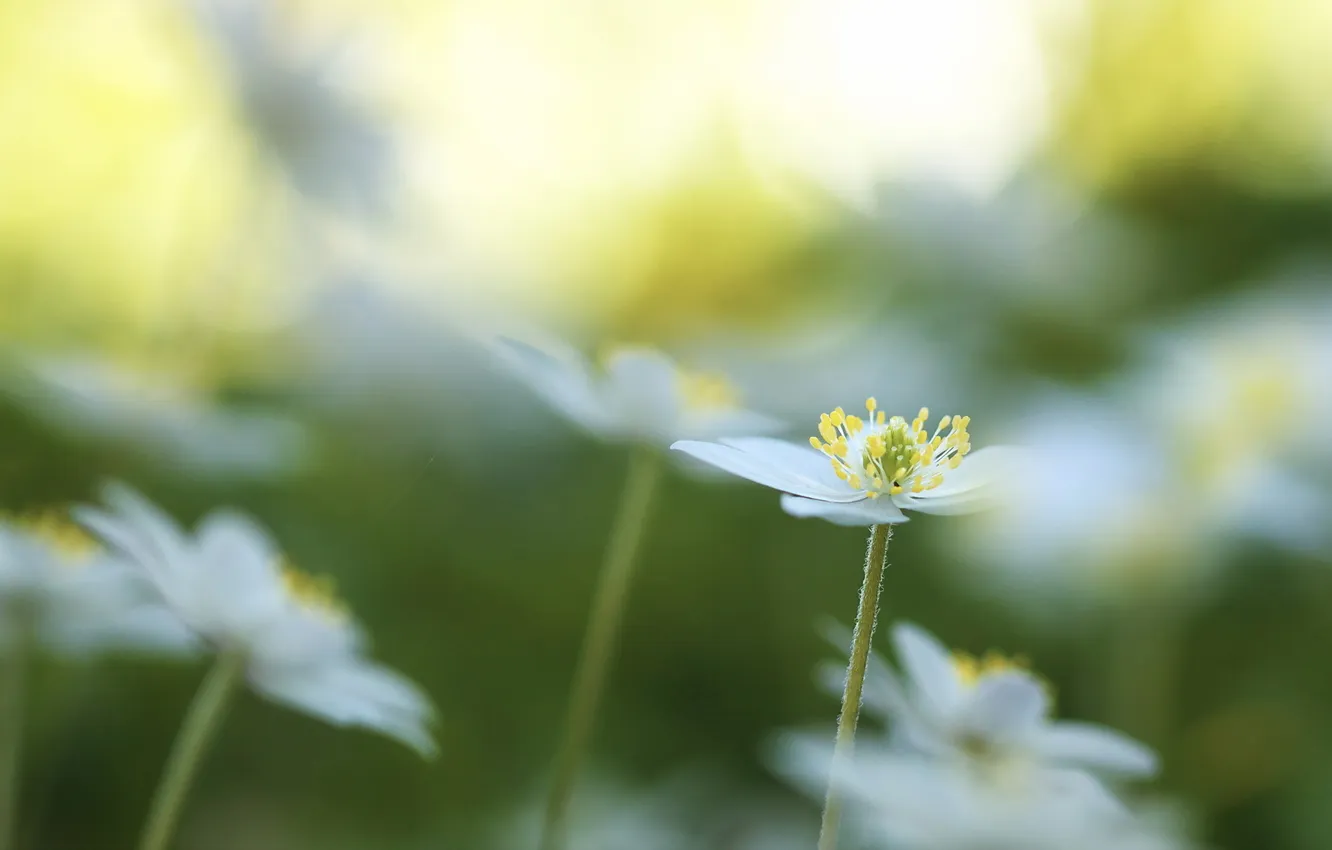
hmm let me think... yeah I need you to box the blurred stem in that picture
[540,447,663,850]
[1107,599,1185,750]
[138,653,244,850]
[0,618,31,850]
[818,523,893,850]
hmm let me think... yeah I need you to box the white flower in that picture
[777,742,1187,850]
[950,285,1332,613]
[1131,284,1332,552]
[0,513,194,658]
[673,399,1015,525]
[495,337,780,447]
[948,393,1202,614]
[187,0,392,216]
[8,354,307,481]
[75,485,436,757]
[820,622,1157,781]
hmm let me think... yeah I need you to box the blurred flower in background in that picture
[3,353,308,481]
[0,512,192,657]
[76,485,436,756]
[779,622,1192,850]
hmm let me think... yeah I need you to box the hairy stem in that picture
[817,523,892,850]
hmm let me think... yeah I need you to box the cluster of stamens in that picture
[951,650,1030,688]
[15,511,98,563]
[808,399,971,498]
[677,370,739,411]
[280,560,349,621]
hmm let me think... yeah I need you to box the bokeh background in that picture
[3,0,1332,847]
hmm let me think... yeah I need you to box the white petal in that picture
[898,446,1021,515]
[493,337,608,433]
[1035,722,1159,777]
[892,623,965,718]
[956,672,1048,742]
[671,438,860,501]
[247,609,363,667]
[74,489,188,601]
[249,657,437,757]
[780,494,907,526]
[603,348,683,428]
[194,511,287,628]
[102,483,189,561]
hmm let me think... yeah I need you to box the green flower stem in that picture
[817,523,893,850]
[540,447,663,850]
[138,652,244,850]
[0,623,30,850]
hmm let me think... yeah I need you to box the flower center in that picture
[13,511,99,564]
[279,562,349,621]
[808,399,971,498]
[950,650,1028,688]
[677,370,739,411]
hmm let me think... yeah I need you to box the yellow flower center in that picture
[951,649,1055,711]
[12,511,99,564]
[808,399,972,498]
[950,650,1029,687]
[279,561,348,621]
[677,370,739,411]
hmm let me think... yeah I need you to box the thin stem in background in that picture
[817,523,893,850]
[138,653,244,850]
[0,624,29,850]
[539,447,664,850]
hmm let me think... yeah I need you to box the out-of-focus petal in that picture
[957,672,1049,742]
[1036,722,1159,778]
[892,622,964,717]
[249,657,437,757]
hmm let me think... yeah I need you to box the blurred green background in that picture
[3,0,1332,847]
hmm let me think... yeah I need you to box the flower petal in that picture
[671,438,860,501]
[1035,722,1159,778]
[892,623,965,718]
[249,657,437,758]
[956,671,1049,742]
[898,446,1021,515]
[780,494,907,526]
[195,510,288,630]
[603,347,683,428]
[493,337,608,434]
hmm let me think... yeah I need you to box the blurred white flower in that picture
[777,743,1187,850]
[950,393,1199,613]
[673,401,1014,525]
[75,485,436,756]
[0,513,194,657]
[496,337,780,448]
[187,0,392,216]
[952,284,1332,613]
[819,622,1156,780]
[5,354,307,481]
[1133,285,1332,553]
